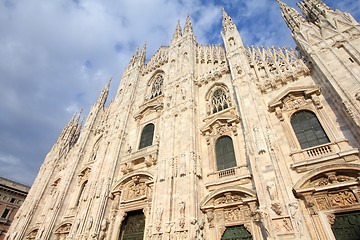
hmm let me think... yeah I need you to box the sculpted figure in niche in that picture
[155,205,163,231]
[206,210,214,228]
[263,179,274,191]
[289,202,303,237]
[128,177,146,199]
[179,201,185,218]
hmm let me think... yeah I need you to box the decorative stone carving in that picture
[274,218,293,232]
[214,193,244,205]
[205,210,214,228]
[328,190,357,207]
[127,177,146,199]
[266,181,278,201]
[246,46,309,93]
[223,207,242,221]
[289,202,304,237]
[268,86,321,121]
[309,173,357,187]
[178,201,186,228]
[155,205,163,231]
[271,202,283,215]
[253,126,266,154]
[78,168,91,185]
[327,213,335,225]
[343,100,360,125]
[142,47,169,75]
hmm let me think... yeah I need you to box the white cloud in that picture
[0,0,358,185]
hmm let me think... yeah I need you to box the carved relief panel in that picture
[200,187,259,239]
[119,175,153,203]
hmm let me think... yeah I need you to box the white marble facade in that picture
[6,1,360,239]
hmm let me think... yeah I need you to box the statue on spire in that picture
[173,20,182,40]
[222,8,236,33]
[297,0,331,23]
[277,0,308,32]
[183,15,194,36]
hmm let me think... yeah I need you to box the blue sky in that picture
[0,0,359,186]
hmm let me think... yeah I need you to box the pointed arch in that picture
[25,228,39,240]
[54,222,72,237]
[147,70,165,99]
[205,83,232,115]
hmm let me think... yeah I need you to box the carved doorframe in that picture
[293,163,360,240]
[109,171,154,240]
[199,186,261,239]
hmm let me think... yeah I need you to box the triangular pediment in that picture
[268,85,320,111]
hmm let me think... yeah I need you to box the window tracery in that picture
[150,74,163,99]
[210,87,231,114]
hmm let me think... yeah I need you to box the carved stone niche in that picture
[200,107,240,145]
[293,164,360,215]
[268,85,322,121]
[78,167,91,185]
[25,228,39,240]
[200,186,258,237]
[111,172,154,204]
[54,223,72,240]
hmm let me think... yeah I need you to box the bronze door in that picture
[221,225,253,240]
[119,211,145,240]
[332,211,360,240]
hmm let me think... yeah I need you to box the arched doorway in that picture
[293,164,360,239]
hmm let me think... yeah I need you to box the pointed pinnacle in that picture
[184,15,193,35]
[173,20,182,39]
[222,7,228,18]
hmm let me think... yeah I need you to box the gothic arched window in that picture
[215,136,237,171]
[139,123,155,149]
[76,180,88,206]
[150,74,164,99]
[211,88,230,114]
[291,110,330,149]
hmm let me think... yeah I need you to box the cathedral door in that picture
[119,210,145,240]
[331,211,360,240]
[221,225,253,240]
